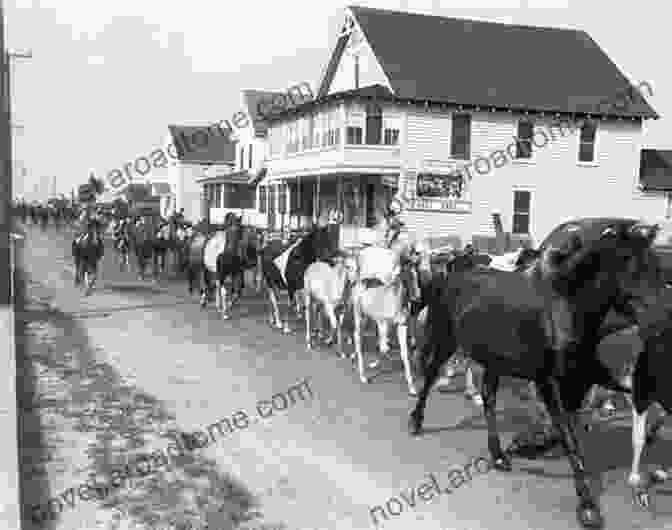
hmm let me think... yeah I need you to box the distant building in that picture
[166,124,237,223]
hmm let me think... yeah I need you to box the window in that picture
[347,126,363,144]
[516,121,533,159]
[286,122,299,154]
[579,121,597,162]
[512,190,531,234]
[269,125,281,157]
[365,103,382,144]
[258,185,267,213]
[278,184,287,214]
[238,185,255,209]
[248,144,253,168]
[451,114,471,159]
[301,117,312,150]
[354,55,360,89]
[384,128,399,145]
[240,147,244,170]
[322,108,340,147]
[213,184,222,208]
[313,112,322,148]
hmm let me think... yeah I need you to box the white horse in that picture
[303,254,358,355]
[349,230,426,396]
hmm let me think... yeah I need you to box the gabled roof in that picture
[167,125,237,164]
[640,149,672,191]
[316,6,657,119]
[242,90,286,137]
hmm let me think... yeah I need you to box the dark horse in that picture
[214,215,260,319]
[129,216,160,281]
[72,223,105,295]
[153,218,179,274]
[409,220,663,529]
[182,215,260,308]
[260,221,340,333]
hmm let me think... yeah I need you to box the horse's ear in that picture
[629,223,659,244]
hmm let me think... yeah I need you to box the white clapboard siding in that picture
[403,105,664,245]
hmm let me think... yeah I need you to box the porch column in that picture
[201,186,209,223]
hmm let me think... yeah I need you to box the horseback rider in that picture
[383,197,405,249]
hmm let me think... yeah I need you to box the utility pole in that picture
[0,2,26,529]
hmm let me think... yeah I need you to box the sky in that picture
[6,0,670,200]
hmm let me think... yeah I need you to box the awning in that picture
[640,149,672,191]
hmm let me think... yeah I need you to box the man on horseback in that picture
[72,205,105,293]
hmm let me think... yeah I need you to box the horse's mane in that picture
[527,224,660,296]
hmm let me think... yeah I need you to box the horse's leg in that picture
[409,343,449,435]
[537,377,604,529]
[464,362,484,406]
[305,291,312,349]
[323,303,338,347]
[336,308,346,359]
[397,321,417,396]
[219,280,231,320]
[200,269,209,308]
[482,369,511,470]
[352,301,369,384]
[628,406,652,508]
[267,286,284,330]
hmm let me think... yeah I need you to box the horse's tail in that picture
[417,279,455,375]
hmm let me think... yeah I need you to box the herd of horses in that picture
[68,210,672,529]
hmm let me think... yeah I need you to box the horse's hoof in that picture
[577,501,604,529]
[408,414,423,436]
[493,455,513,472]
[360,375,369,384]
[282,326,292,334]
[221,314,231,320]
[631,484,652,509]
[467,392,484,406]
[408,387,418,397]
[368,359,380,369]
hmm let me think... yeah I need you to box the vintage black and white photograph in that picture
[3,1,672,529]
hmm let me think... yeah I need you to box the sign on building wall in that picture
[416,172,464,199]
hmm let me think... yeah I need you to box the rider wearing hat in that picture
[383,197,405,249]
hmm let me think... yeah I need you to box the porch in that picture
[259,171,398,247]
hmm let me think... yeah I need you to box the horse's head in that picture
[302,224,338,262]
[539,221,664,315]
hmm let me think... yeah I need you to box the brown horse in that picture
[409,220,663,529]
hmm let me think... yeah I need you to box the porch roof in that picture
[196,170,255,185]
[265,167,400,182]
